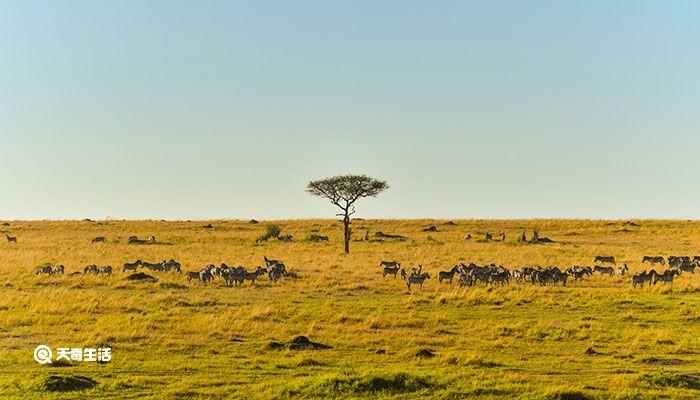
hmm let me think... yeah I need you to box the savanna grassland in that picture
[0,219,699,399]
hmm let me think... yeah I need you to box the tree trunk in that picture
[343,212,351,254]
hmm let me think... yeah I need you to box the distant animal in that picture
[653,269,680,286]
[122,260,142,272]
[617,264,629,277]
[632,274,646,288]
[163,259,182,273]
[668,256,690,268]
[186,271,202,285]
[679,261,697,275]
[84,265,98,274]
[642,256,665,266]
[243,267,266,283]
[35,266,53,276]
[464,234,472,241]
[97,266,113,276]
[485,233,493,241]
[148,236,156,242]
[382,265,401,279]
[264,256,280,268]
[594,256,615,265]
[141,261,164,272]
[53,265,65,275]
[380,260,400,268]
[91,236,107,243]
[6,234,17,243]
[593,265,614,276]
[438,265,460,284]
[406,271,430,290]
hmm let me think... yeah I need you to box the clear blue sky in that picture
[1,1,699,220]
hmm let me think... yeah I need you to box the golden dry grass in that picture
[0,219,699,399]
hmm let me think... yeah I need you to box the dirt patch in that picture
[126,273,157,282]
[43,375,98,392]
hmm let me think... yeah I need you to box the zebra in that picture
[653,269,680,286]
[141,261,164,272]
[593,265,614,276]
[91,236,107,243]
[642,256,665,266]
[84,265,98,274]
[35,266,53,275]
[617,264,629,277]
[382,265,401,279]
[632,274,646,288]
[6,234,17,243]
[668,256,690,268]
[97,266,113,276]
[122,260,142,272]
[186,271,202,284]
[54,265,65,275]
[679,261,697,275]
[594,256,615,265]
[264,256,280,268]
[438,265,460,284]
[243,267,267,284]
[406,272,430,290]
[457,272,474,287]
[380,260,400,268]
[163,259,182,273]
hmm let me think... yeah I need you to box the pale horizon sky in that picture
[2,1,699,220]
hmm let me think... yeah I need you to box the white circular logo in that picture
[34,345,52,364]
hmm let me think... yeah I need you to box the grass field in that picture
[0,219,699,399]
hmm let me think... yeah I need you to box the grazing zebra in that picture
[243,267,266,283]
[653,269,680,286]
[54,265,65,275]
[91,236,107,243]
[267,263,286,282]
[97,266,113,276]
[668,256,690,268]
[679,261,697,275]
[6,234,17,243]
[593,265,614,276]
[642,256,665,266]
[457,273,473,287]
[199,270,213,285]
[264,256,280,268]
[141,261,164,272]
[406,272,430,290]
[163,259,182,273]
[594,256,615,265]
[186,271,201,284]
[380,260,400,268]
[382,265,401,279]
[122,260,142,272]
[438,265,460,284]
[632,274,646,288]
[35,266,53,275]
[617,264,629,277]
[84,265,98,274]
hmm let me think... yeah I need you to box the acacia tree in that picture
[306,174,389,254]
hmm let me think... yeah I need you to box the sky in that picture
[1,1,699,220]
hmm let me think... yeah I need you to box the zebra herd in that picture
[381,255,698,290]
[185,256,287,286]
[33,255,290,287]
